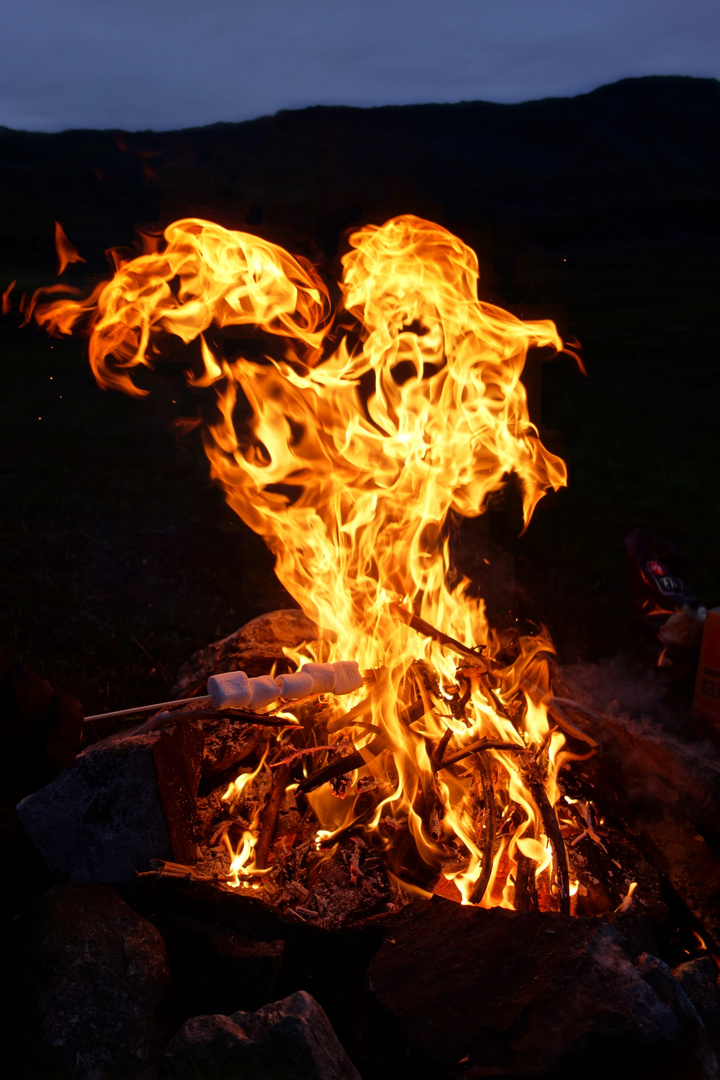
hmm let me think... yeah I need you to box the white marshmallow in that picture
[247,675,281,709]
[274,671,315,700]
[330,661,363,696]
[299,663,336,694]
[208,671,251,709]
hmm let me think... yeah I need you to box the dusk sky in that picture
[2,0,719,132]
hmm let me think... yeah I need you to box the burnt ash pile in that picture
[5,610,720,1079]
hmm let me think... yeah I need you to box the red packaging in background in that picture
[693,608,720,723]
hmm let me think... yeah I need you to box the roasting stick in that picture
[84,695,211,722]
[83,659,365,724]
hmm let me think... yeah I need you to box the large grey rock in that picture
[673,957,720,1054]
[17,732,173,882]
[1,883,172,1080]
[365,896,717,1079]
[163,990,361,1080]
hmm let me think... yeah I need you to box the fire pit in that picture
[25,214,588,906]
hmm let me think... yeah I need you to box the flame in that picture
[54,222,86,275]
[221,749,271,887]
[1,280,16,316]
[29,214,580,907]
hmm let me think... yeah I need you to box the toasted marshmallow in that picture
[274,671,315,700]
[208,671,251,709]
[330,660,363,696]
[247,675,281,709]
[299,662,336,694]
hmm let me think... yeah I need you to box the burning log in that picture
[469,755,496,905]
[524,759,571,914]
[389,602,490,665]
[297,698,426,796]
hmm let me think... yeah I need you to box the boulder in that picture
[365,896,717,1079]
[673,957,720,1055]
[163,989,361,1080]
[1,883,172,1080]
[16,722,203,883]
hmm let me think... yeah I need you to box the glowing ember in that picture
[28,214,584,909]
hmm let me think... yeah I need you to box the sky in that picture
[1,0,719,132]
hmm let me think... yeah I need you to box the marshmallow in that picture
[208,661,362,711]
[247,675,281,709]
[330,660,363,696]
[208,671,251,709]
[274,671,315,700]
[299,663,336,695]
[207,671,281,710]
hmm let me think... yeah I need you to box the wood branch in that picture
[477,674,515,723]
[520,680,599,748]
[431,727,454,771]
[551,696,611,725]
[469,754,496,905]
[326,696,373,733]
[139,859,228,884]
[254,761,293,871]
[389,602,489,665]
[524,760,570,915]
[450,677,472,719]
[297,698,426,795]
[549,699,602,745]
[437,739,530,770]
[131,710,302,736]
[513,852,539,912]
[270,741,379,769]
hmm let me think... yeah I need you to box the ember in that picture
[29,215,586,911]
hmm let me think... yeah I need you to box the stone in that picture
[163,990,361,1080]
[172,610,320,698]
[132,877,384,1052]
[17,723,203,883]
[158,915,284,1017]
[673,957,720,1054]
[642,817,720,948]
[1,883,172,1080]
[364,896,717,1079]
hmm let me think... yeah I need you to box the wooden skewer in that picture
[84,695,211,722]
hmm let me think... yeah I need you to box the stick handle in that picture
[84,695,211,722]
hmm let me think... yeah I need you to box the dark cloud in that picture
[1,0,718,131]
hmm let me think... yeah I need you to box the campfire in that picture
[24,214,629,919]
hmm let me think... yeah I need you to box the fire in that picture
[54,221,86,275]
[28,214,580,909]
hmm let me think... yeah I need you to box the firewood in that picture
[389,602,489,665]
[436,739,531,770]
[296,698,426,795]
[254,762,294,870]
[469,755,496,905]
[131,710,302,736]
[524,760,570,915]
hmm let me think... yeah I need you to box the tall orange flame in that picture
[31,215,577,907]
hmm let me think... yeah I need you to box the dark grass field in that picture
[1,75,718,716]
